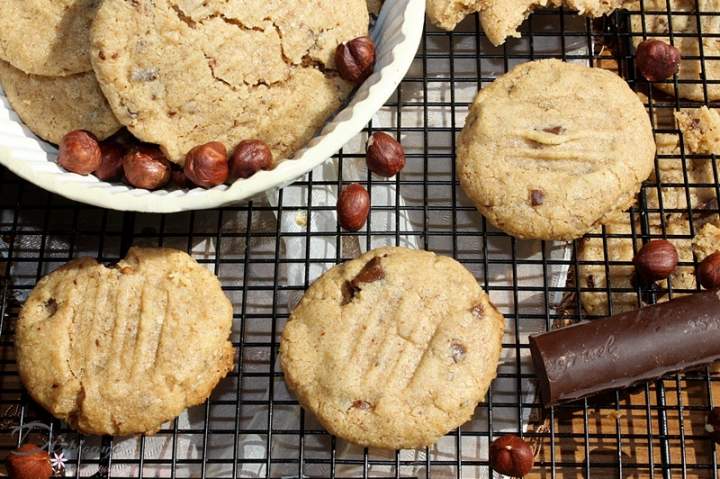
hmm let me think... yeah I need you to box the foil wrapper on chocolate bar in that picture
[530,290,720,405]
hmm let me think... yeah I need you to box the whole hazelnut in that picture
[366,132,405,177]
[93,140,126,181]
[633,240,678,283]
[706,407,720,444]
[5,444,52,479]
[229,140,273,180]
[636,39,681,82]
[184,141,229,188]
[170,168,192,188]
[489,435,535,477]
[337,183,370,231]
[106,128,139,150]
[335,36,376,84]
[58,130,102,175]
[123,145,171,190]
[698,252,720,289]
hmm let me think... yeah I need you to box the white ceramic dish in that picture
[0,0,424,213]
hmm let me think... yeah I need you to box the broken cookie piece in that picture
[428,0,628,46]
[675,106,720,155]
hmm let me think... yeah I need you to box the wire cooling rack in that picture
[1,5,720,478]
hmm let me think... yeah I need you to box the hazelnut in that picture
[229,140,273,180]
[489,435,535,477]
[636,39,681,82]
[184,141,229,188]
[106,128,138,149]
[706,407,720,444]
[633,240,678,283]
[366,132,405,177]
[170,168,192,188]
[58,130,102,175]
[122,145,171,190]
[335,36,376,84]
[337,183,370,231]
[698,252,720,289]
[5,444,52,479]
[93,140,126,181]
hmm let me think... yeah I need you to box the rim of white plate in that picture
[0,0,425,213]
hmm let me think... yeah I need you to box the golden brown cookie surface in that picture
[0,0,98,76]
[90,0,368,164]
[16,247,235,436]
[280,247,504,450]
[0,60,120,144]
[457,60,655,240]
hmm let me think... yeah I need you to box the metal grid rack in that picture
[1,5,719,478]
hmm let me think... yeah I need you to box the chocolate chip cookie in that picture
[90,0,368,164]
[16,247,235,436]
[457,60,656,240]
[0,0,98,76]
[280,247,505,450]
[0,60,120,144]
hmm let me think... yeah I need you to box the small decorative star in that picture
[51,451,67,473]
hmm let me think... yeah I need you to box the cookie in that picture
[280,247,504,450]
[90,0,368,164]
[427,0,489,31]
[482,0,628,45]
[629,0,720,101]
[0,60,120,144]
[0,0,97,76]
[457,60,656,240]
[16,247,235,436]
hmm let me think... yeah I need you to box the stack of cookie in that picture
[0,1,120,144]
[0,0,371,189]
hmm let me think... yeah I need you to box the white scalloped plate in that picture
[0,0,424,213]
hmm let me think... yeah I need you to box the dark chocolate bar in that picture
[529,290,720,405]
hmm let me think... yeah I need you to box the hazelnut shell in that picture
[122,145,171,190]
[184,142,229,188]
[229,140,273,180]
[633,240,679,283]
[5,444,52,479]
[366,132,406,177]
[698,252,720,290]
[490,435,535,477]
[337,183,370,231]
[335,36,376,84]
[636,39,681,82]
[58,130,102,176]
